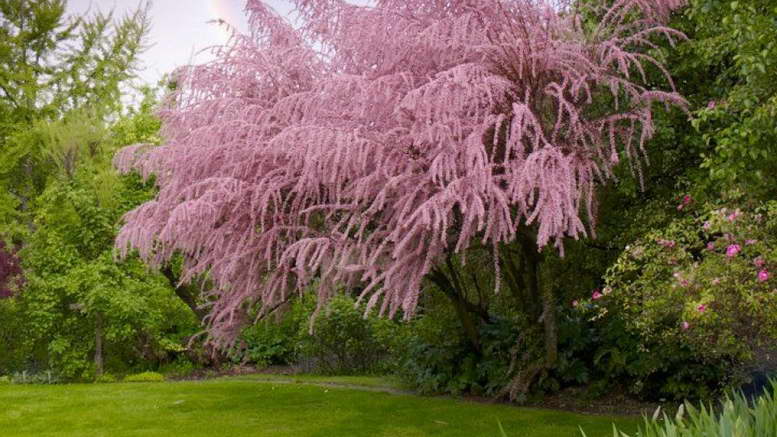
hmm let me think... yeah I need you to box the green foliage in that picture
[676,0,777,196]
[230,294,317,368]
[0,1,151,232]
[0,298,30,373]
[231,293,400,375]
[0,376,10,385]
[158,359,198,379]
[233,308,306,368]
[0,0,149,121]
[123,371,165,383]
[588,380,777,437]
[95,373,117,384]
[0,89,200,380]
[15,165,197,379]
[297,295,394,375]
[577,198,777,399]
[396,293,520,397]
[110,86,164,147]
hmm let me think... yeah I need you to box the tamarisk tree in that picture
[115,0,687,378]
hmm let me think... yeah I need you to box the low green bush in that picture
[232,293,399,375]
[0,375,10,385]
[95,373,117,383]
[230,296,311,368]
[396,292,521,397]
[123,371,165,383]
[297,294,394,375]
[582,380,777,437]
[158,359,198,379]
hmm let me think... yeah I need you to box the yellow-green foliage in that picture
[123,372,165,383]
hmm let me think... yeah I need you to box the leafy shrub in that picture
[583,380,777,437]
[296,294,393,375]
[124,371,165,383]
[0,297,33,374]
[230,296,312,368]
[578,199,777,400]
[158,359,197,379]
[95,373,117,383]
[0,375,10,385]
[397,298,520,397]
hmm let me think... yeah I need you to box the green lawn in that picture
[0,377,638,436]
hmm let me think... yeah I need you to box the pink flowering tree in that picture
[115,0,686,395]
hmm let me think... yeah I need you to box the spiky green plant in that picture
[580,380,777,437]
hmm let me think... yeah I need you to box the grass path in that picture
[0,377,639,436]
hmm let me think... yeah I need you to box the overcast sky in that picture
[66,0,299,86]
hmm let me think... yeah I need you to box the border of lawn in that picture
[0,376,640,437]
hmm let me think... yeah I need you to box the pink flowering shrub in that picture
[578,199,777,398]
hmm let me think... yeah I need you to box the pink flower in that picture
[754,257,765,268]
[758,270,770,282]
[610,150,619,164]
[572,300,579,307]
[702,221,711,231]
[592,290,603,300]
[707,101,716,109]
[677,195,693,211]
[697,304,707,313]
[681,321,690,330]
[745,239,757,245]
[602,287,612,295]
[658,239,676,249]
[711,278,721,285]
[706,242,715,251]
[727,210,741,222]
[726,244,741,258]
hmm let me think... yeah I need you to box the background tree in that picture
[0,0,150,234]
[1,91,203,380]
[683,0,777,197]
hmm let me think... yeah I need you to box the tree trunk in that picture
[428,264,488,353]
[94,312,104,379]
[161,265,208,323]
[517,233,557,368]
[495,234,559,401]
[540,285,558,367]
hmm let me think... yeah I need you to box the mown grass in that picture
[228,373,407,390]
[0,377,638,436]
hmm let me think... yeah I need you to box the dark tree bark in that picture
[94,312,104,378]
[160,265,208,323]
